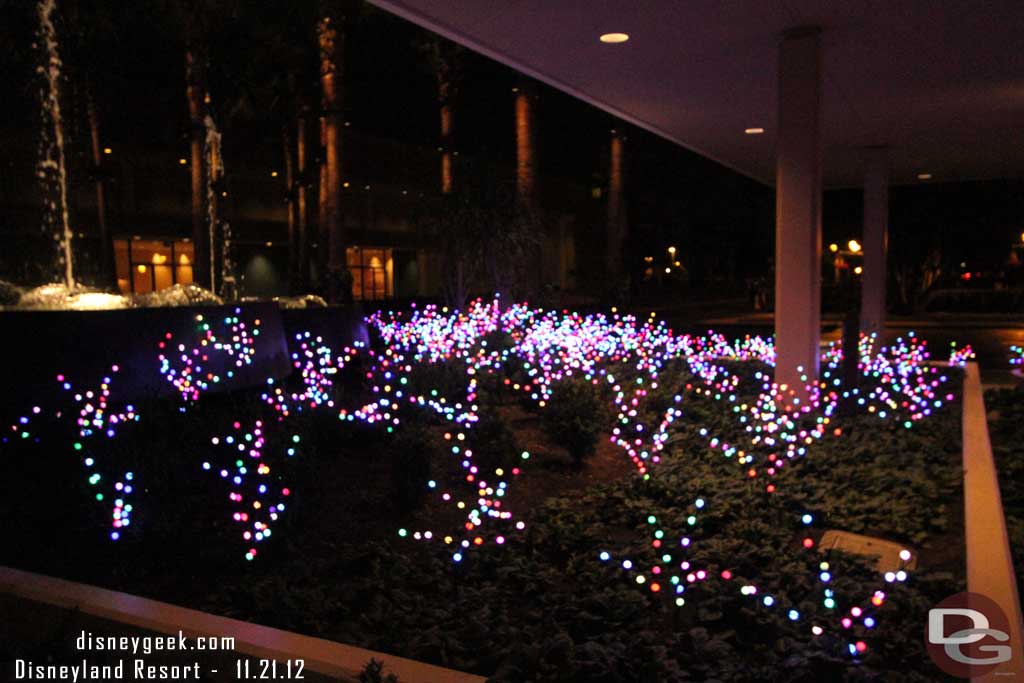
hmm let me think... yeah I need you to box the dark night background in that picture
[0,0,1021,304]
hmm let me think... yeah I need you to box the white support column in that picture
[774,26,822,398]
[860,147,889,337]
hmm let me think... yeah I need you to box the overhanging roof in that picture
[368,0,1024,188]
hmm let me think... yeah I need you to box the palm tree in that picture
[65,0,120,287]
[183,46,210,288]
[513,79,543,293]
[514,80,537,207]
[316,0,358,303]
[606,127,627,280]
[212,0,319,293]
[158,0,241,291]
[294,100,314,291]
[416,36,463,195]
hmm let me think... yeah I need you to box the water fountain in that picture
[204,114,236,299]
[36,0,73,289]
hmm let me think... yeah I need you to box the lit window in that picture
[346,246,393,301]
[114,238,194,294]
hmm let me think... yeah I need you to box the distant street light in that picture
[847,239,862,253]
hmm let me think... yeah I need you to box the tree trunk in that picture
[316,116,327,287]
[430,56,455,299]
[318,11,347,303]
[514,82,536,206]
[514,81,543,297]
[283,124,297,292]
[607,128,626,280]
[440,101,453,195]
[185,49,209,289]
[296,106,310,291]
[86,89,114,288]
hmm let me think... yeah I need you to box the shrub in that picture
[468,411,520,474]
[387,423,434,513]
[406,360,468,403]
[542,377,607,466]
[359,658,398,683]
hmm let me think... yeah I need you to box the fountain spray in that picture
[37,0,74,288]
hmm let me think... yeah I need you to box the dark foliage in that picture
[359,658,398,683]
[387,422,434,512]
[468,410,521,474]
[0,362,966,682]
[542,377,609,466]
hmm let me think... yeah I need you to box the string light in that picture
[4,297,958,651]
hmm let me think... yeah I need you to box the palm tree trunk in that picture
[185,49,209,289]
[86,88,114,288]
[283,124,297,292]
[296,106,310,291]
[440,99,453,194]
[317,116,328,287]
[607,128,626,279]
[318,12,346,302]
[514,82,536,206]
[514,81,542,296]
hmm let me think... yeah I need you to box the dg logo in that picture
[926,591,1014,678]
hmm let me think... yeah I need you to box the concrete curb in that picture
[0,565,485,683]
[962,362,1024,680]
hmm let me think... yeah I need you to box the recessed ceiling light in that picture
[745,127,765,135]
[599,33,629,44]
[917,173,932,180]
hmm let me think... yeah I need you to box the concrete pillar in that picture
[860,147,889,337]
[774,26,822,397]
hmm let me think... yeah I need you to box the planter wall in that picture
[0,303,367,412]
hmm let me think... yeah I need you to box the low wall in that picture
[280,303,371,348]
[0,304,368,413]
[961,363,1024,680]
[0,565,484,683]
